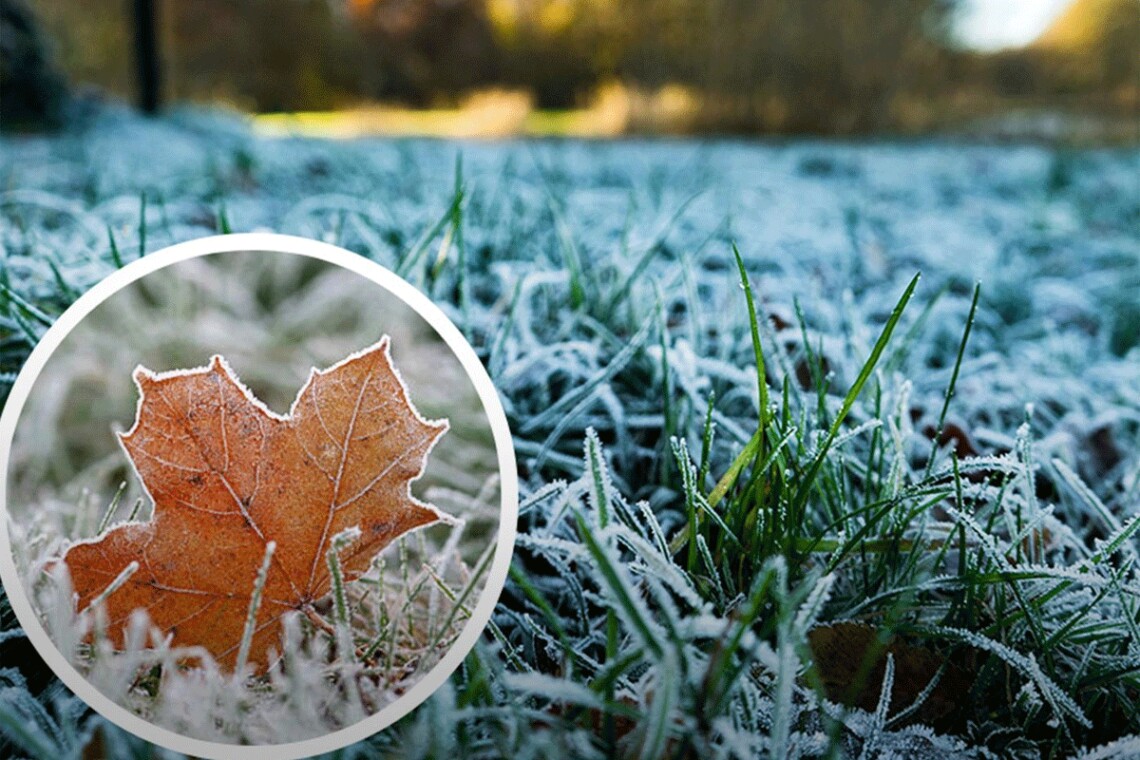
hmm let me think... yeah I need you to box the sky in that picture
[954,0,1074,50]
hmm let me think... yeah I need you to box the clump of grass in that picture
[383,231,1135,757]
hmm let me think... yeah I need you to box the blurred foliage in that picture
[350,0,500,104]
[0,0,67,130]
[988,0,1139,97]
[617,0,959,133]
[16,0,1140,135]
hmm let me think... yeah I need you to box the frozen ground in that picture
[1,106,1138,758]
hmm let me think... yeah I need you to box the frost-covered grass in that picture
[4,250,500,743]
[20,520,494,745]
[1,105,1139,758]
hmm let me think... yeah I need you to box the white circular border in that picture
[0,233,519,759]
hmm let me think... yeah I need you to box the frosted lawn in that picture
[1,106,1138,758]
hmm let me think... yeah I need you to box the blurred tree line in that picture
[13,0,1140,134]
[984,0,1138,101]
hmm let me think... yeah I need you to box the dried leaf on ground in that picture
[808,622,977,731]
[59,338,448,672]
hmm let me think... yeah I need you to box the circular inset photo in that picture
[0,234,517,758]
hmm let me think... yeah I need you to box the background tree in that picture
[1,0,68,129]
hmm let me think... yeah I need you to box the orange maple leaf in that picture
[60,338,448,673]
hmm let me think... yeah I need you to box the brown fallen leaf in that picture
[807,622,977,731]
[59,338,448,673]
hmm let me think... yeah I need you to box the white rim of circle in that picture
[0,233,519,759]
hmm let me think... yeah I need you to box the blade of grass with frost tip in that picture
[106,226,124,268]
[137,193,147,258]
[733,245,770,438]
[216,199,232,235]
[96,482,127,535]
[80,561,138,616]
[0,280,55,327]
[236,540,276,676]
[789,273,920,537]
[428,215,454,286]
[882,282,946,375]
[696,533,726,604]
[45,259,79,302]
[586,428,619,756]
[427,539,496,656]
[456,196,472,339]
[432,155,463,271]
[924,282,980,479]
[1053,458,1127,538]
[697,391,717,487]
[586,430,611,528]
[396,188,462,280]
[637,499,671,560]
[574,512,665,662]
[326,527,359,663]
[682,440,700,573]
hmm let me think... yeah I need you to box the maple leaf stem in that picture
[236,540,276,677]
[302,604,336,636]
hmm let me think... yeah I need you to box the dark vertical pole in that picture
[132,0,162,114]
